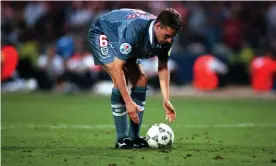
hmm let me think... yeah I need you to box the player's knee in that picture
[137,73,148,87]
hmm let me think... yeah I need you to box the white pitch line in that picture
[1,123,276,130]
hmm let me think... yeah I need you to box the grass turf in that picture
[1,92,276,166]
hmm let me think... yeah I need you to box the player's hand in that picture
[163,100,176,123]
[126,101,143,124]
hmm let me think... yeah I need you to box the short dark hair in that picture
[156,8,183,32]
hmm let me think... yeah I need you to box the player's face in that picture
[154,22,177,45]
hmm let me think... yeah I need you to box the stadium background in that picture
[1,1,276,94]
[1,1,276,166]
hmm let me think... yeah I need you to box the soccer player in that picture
[87,8,183,149]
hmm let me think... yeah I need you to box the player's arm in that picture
[112,57,133,104]
[157,48,176,123]
[157,46,172,101]
[112,53,142,125]
[158,59,170,102]
[111,21,143,124]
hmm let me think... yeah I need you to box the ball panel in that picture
[158,132,171,145]
[146,137,159,149]
[158,123,174,144]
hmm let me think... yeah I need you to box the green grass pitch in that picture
[1,92,276,166]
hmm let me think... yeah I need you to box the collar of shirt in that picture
[148,20,156,48]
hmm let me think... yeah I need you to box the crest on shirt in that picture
[101,46,108,56]
[119,43,132,55]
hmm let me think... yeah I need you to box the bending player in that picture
[87,8,183,149]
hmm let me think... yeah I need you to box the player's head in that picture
[154,8,183,45]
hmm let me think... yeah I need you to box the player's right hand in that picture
[126,101,142,124]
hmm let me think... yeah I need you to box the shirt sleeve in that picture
[115,21,143,61]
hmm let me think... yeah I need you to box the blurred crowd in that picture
[1,1,276,93]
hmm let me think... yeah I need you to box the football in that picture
[146,123,174,149]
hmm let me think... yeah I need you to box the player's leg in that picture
[88,32,132,149]
[124,59,149,148]
[102,64,131,144]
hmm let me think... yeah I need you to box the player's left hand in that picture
[163,100,176,123]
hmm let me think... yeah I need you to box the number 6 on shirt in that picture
[99,35,108,47]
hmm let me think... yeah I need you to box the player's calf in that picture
[129,86,148,140]
[111,88,129,141]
